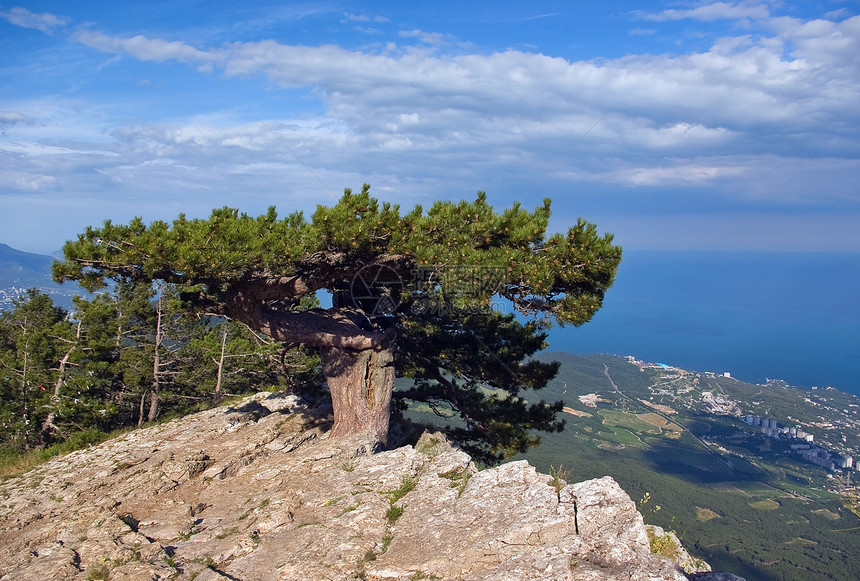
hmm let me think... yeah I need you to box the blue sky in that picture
[1,1,859,254]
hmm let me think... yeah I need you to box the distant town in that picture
[0,285,75,310]
[624,355,859,476]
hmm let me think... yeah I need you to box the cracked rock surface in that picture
[0,393,740,580]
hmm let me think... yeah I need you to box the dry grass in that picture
[696,507,721,522]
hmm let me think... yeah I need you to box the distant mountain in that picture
[0,243,84,310]
[0,243,54,277]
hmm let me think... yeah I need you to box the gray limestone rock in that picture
[0,393,743,581]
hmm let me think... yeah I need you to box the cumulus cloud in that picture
[771,14,860,71]
[9,12,857,202]
[0,6,67,33]
[2,4,859,251]
[17,12,860,159]
[73,15,858,143]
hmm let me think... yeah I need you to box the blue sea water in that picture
[548,251,860,395]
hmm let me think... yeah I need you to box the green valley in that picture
[516,353,860,581]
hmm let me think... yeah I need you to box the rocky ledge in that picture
[0,393,743,580]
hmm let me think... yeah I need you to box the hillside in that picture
[2,239,857,579]
[0,391,743,581]
[0,243,82,310]
[0,243,54,272]
[517,353,860,581]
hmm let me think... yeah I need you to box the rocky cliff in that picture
[0,393,742,581]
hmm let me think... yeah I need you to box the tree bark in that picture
[147,390,160,424]
[147,290,165,424]
[40,322,81,444]
[320,345,395,446]
[212,322,228,406]
[223,286,392,351]
[138,390,147,427]
[223,284,398,444]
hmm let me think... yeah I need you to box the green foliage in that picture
[0,427,115,477]
[0,289,73,449]
[52,185,621,456]
[647,528,680,561]
[408,572,440,581]
[438,468,471,497]
[395,307,565,463]
[180,317,284,403]
[381,474,417,526]
[54,186,619,326]
[0,283,307,457]
[385,475,418,503]
[215,527,238,539]
[86,563,111,581]
[385,504,405,525]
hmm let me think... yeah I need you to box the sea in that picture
[548,250,860,396]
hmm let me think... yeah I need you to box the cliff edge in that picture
[0,393,742,581]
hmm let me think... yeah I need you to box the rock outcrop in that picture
[0,393,741,580]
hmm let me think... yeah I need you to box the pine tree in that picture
[0,289,74,449]
[181,317,284,406]
[54,186,621,454]
[58,293,126,434]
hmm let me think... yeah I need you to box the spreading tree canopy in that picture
[54,186,621,460]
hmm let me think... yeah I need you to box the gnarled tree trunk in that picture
[320,345,394,446]
[225,285,397,445]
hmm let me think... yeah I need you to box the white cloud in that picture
[2,5,860,252]
[518,13,558,22]
[1,173,59,191]
[771,14,860,70]
[0,141,116,157]
[0,6,67,33]
[343,12,371,22]
[12,18,856,198]
[607,120,734,150]
[824,9,851,21]
[596,154,860,202]
[645,2,771,23]
[74,29,217,65]
[615,164,745,187]
[342,12,389,24]
[22,17,860,167]
[0,111,36,130]
[398,29,450,45]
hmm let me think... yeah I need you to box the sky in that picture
[1,1,859,255]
